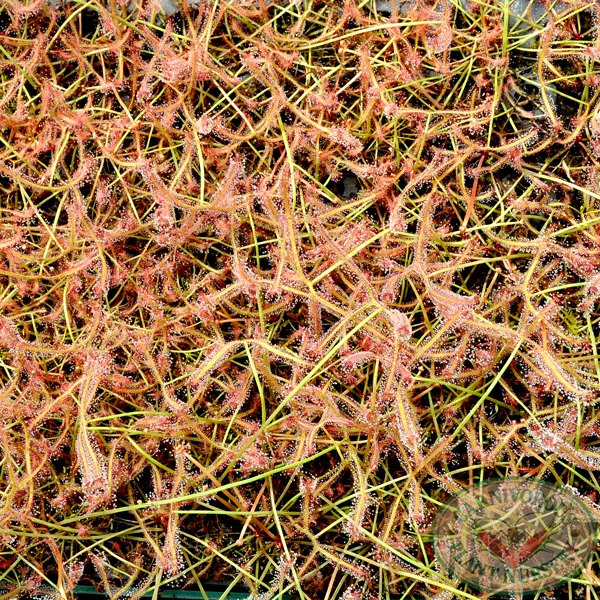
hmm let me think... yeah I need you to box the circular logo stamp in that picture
[432,479,597,595]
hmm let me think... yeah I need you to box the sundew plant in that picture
[0,0,600,598]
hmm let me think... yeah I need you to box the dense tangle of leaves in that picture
[0,0,600,598]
